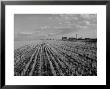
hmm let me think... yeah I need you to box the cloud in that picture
[15,14,97,40]
[20,32,34,35]
[80,14,97,24]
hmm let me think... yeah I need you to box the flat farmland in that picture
[14,40,97,76]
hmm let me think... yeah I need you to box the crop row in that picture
[14,40,97,76]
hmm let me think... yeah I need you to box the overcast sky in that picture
[14,14,97,41]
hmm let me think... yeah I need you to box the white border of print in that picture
[5,5,106,85]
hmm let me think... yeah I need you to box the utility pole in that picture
[76,34,77,39]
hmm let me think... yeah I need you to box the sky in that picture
[14,14,97,41]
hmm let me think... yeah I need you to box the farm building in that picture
[62,37,67,41]
[68,37,77,41]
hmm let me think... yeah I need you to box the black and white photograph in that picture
[2,1,107,85]
[14,14,97,76]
